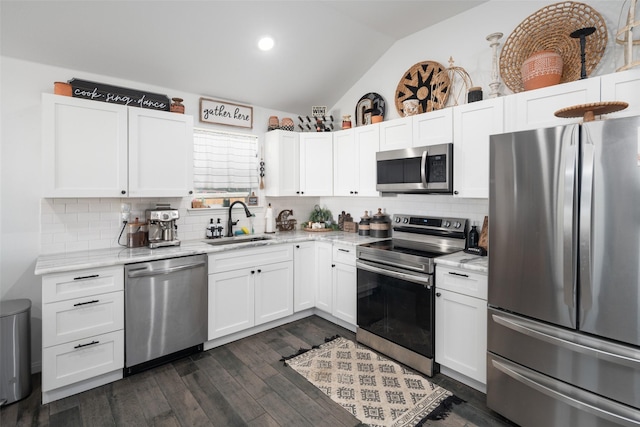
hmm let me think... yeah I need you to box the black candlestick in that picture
[570,27,596,79]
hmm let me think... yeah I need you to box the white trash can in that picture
[0,299,32,406]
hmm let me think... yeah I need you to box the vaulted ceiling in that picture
[1,1,487,113]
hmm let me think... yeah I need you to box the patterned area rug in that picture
[282,336,461,427]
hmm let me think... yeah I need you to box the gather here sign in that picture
[200,97,253,129]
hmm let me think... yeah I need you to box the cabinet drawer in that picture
[43,292,124,347]
[42,266,124,303]
[333,244,356,266]
[42,330,124,392]
[436,266,487,300]
[208,244,293,274]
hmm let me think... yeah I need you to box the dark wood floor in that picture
[1,316,517,426]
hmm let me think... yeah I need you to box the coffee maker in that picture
[146,204,180,248]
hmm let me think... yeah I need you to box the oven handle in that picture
[356,260,432,288]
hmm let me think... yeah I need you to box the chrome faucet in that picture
[227,201,253,237]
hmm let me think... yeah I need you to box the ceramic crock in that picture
[521,50,563,91]
[370,208,391,238]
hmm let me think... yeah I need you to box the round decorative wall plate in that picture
[395,61,450,116]
[355,92,386,126]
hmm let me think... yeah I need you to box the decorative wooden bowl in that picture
[554,101,628,122]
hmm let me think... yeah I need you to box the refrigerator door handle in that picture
[491,312,640,368]
[579,127,595,313]
[490,356,640,427]
[562,128,579,310]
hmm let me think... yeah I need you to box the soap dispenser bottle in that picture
[206,218,214,239]
[214,218,223,238]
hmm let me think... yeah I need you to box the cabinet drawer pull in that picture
[73,274,100,281]
[74,340,99,349]
[338,248,350,253]
[73,299,99,307]
[448,271,469,278]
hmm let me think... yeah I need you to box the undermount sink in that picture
[203,235,274,246]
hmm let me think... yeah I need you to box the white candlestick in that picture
[486,32,503,98]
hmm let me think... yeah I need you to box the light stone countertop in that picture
[435,250,488,273]
[35,230,386,276]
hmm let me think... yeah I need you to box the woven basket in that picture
[499,1,607,93]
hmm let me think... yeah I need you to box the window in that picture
[193,128,258,198]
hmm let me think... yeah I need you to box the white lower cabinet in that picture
[43,292,124,347]
[254,262,294,325]
[208,245,293,340]
[42,330,124,391]
[435,265,487,389]
[331,245,357,326]
[208,268,255,339]
[41,265,125,403]
[315,242,334,313]
[315,243,357,327]
[293,242,316,311]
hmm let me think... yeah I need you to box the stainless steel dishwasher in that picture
[124,254,207,375]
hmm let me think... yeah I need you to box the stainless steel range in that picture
[356,214,467,376]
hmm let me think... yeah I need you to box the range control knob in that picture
[443,221,451,228]
[453,222,462,229]
[395,217,401,223]
[403,218,409,224]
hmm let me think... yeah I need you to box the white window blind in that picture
[193,128,258,195]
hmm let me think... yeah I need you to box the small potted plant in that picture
[303,205,334,230]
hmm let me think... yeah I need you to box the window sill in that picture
[187,205,264,214]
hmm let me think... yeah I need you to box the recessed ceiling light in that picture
[258,36,274,51]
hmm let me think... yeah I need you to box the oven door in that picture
[357,259,435,358]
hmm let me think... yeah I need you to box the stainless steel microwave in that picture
[376,144,453,194]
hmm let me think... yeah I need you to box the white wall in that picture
[0,57,299,371]
[0,0,629,371]
[331,1,625,121]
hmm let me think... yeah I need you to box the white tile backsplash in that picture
[40,194,488,254]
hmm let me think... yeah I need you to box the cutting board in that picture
[478,216,489,251]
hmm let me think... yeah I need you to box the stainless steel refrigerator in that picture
[488,115,640,427]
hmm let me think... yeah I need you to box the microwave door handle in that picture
[420,149,429,187]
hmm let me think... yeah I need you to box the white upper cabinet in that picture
[264,130,300,197]
[42,94,128,197]
[354,125,380,197]
[453,97,504,199]
[332,129,357,196]
[599,69,640,118]
[265,131,332,197]
[42,94,194,198]
[299,132,333,196]
[333,125,379,197]
[504,78,600,132]
[412,108,453,147]
[379,116,413,151]
[128,107,194,197]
